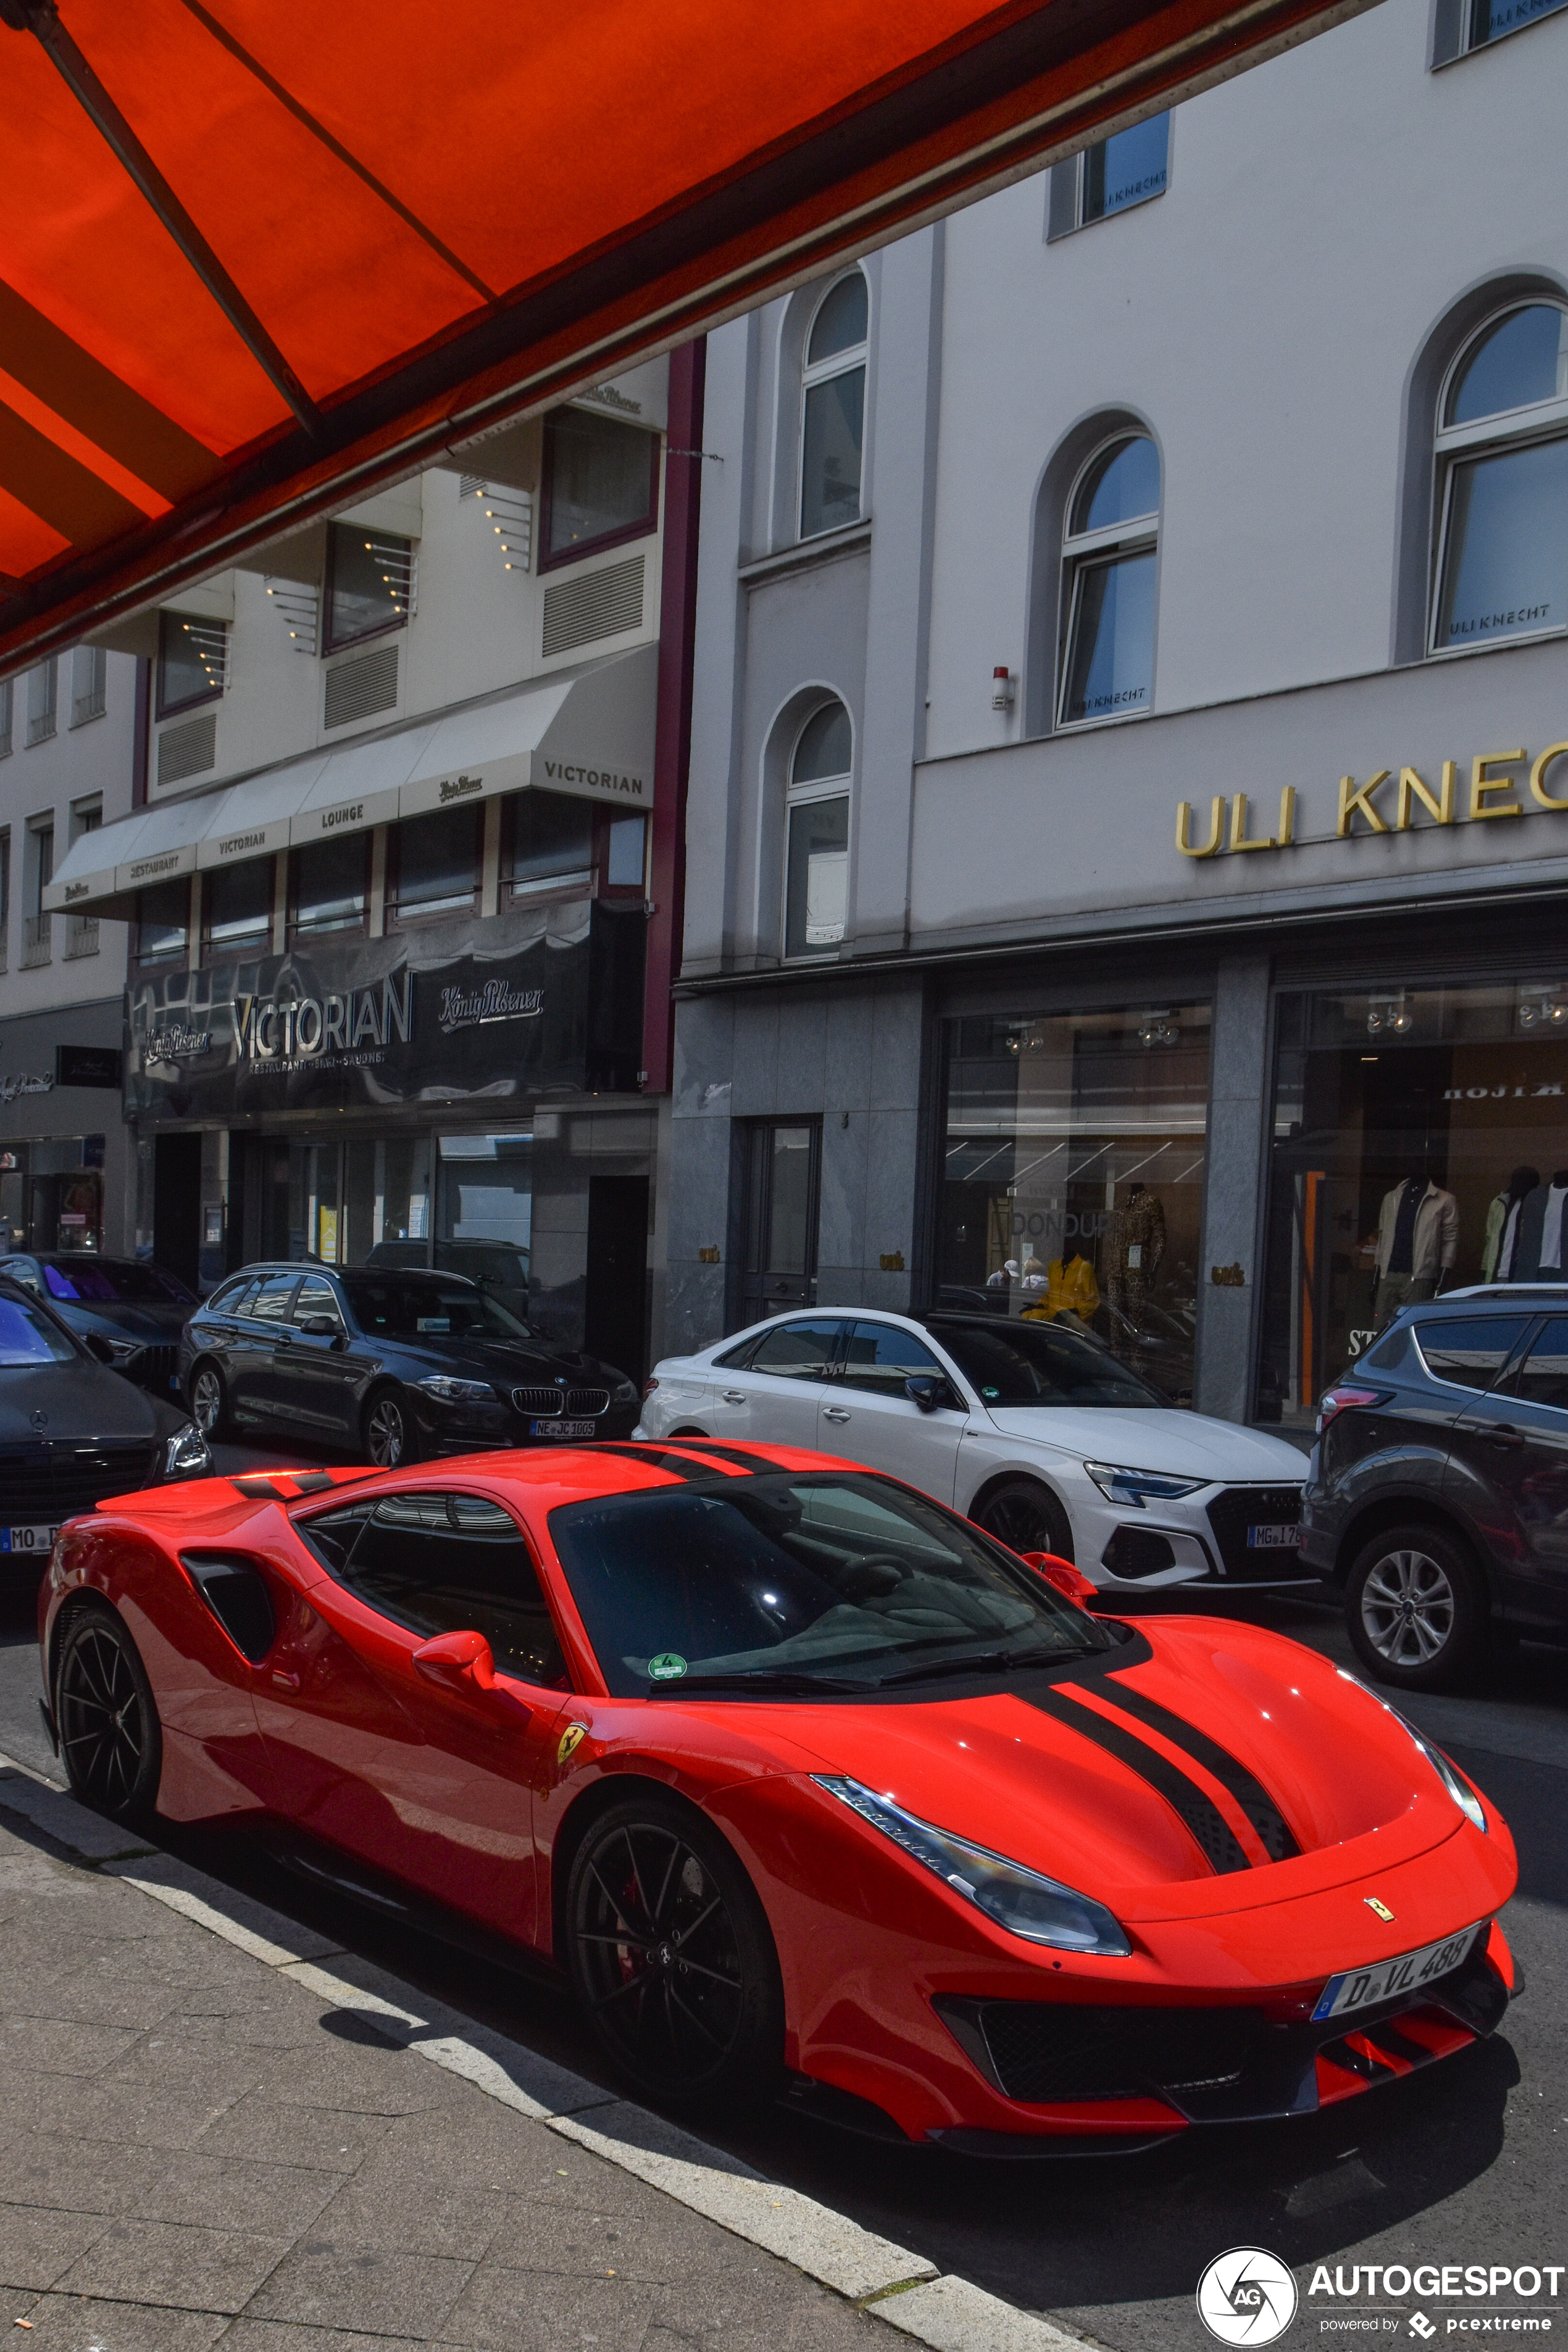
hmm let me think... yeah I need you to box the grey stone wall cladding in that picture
[1193,956,1272,1423]
[666,982,925,1353]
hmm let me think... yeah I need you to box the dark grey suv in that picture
[1302,1285,1568,1688]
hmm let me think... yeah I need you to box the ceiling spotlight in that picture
[1138,1011,1179,1048]
[1517,983,1567,1032]
[1367,992,1413,1038]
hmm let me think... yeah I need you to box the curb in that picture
[0,1750,1093,2352]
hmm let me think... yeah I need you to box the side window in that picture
[1049,114,1170,237]
[332,1491,569,1688]
[839,1322,948,1399]
[747,1318,843,1382]
[249,1272,301,1324]
[293,1275,344,1330]
[785,701,851,961]
[714,1336,760,1369]
[298,1503,377,1572]
[799,272,868,540]
[2,1258,40,1293]
[1414,1314,1530,1389]
[1508,1316,1568,1410]
[205,1275,250,1314]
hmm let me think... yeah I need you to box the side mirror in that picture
[1022,1551,1100,1608]
[905,1374,946,1413]
[412,1628,531,1719]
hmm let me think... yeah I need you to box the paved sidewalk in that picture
[0,1766,1080,2352]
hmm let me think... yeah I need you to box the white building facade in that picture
[43,362,689,1380]
[0,644,139,1256]
[670,0,1568,1433]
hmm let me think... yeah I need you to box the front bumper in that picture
[1073,1477,1318,1593]
[414,1397,641,1453]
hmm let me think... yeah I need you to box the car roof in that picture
[1411,1285,1568,1307]
[215,1261,480,1292]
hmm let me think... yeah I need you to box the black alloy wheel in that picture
[1345,1521,1488,1691]
[974,1476,1075,1562]
[363,1387,417,1469]
[565,1796,783,2109]
[55,1607,162,1827]
[190,1359,229,1440]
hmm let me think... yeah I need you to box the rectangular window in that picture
[70,644,107,727]
[1434,0,1567,60]
[800,370,865,540]
[204,856,275,958]
[25,660,56,746]
[0,832,9,969]
[1059,549,1157,725]
[135,877,189,965]
[0,678,12,757]
[435,1131,533,1316]
[1049,114,1169,238]
[1259,980,1568,1428]
[604,813,646,892]
[291,834,367,936]
[540,406,660,570]
[390,805,480,924]
[1433,436,1568,651]
[506,790,593,900]
[785,795,849,958]
[936,1004,1212,1406]
[324,522,414,651]
[157,611,226,716]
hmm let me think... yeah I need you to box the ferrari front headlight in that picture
[164,1423,212,1480]
[1337,1669,1487,1833]
[815,1775,1132,1955]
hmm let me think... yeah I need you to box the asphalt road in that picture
[3,1430,1564,2351]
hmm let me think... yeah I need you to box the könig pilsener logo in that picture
[1197,2247,1299,2345]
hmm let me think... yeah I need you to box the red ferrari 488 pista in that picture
[37,1438,1517,2151]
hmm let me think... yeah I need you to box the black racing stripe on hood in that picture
[1099,1680,1301,1861]
[578,1443,741,1481]
[642,1439,781,1471]
[1020,1688,1252,1875]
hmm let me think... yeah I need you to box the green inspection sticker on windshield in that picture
[648,1652,688,1682]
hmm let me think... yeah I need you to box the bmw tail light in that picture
[1316,1385,1391,1435]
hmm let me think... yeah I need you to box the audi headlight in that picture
[1337,1669,1487,1832]
[1084,1461,1209,1508]
[816,1775,1131,1955]
[164,1423,212,1480]
[416,1375,496,1403]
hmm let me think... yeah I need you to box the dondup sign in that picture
[123,906,617,1120]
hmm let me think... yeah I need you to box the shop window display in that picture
[1258,978,1568,1426]
[936,1006,1210,1403]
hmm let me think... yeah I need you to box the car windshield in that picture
[0,1296,78,1366]
[42,1258,196,1306]
[929,1319,1164,1407]
[549,1470,1109,1696]
[340,1275,531,1341]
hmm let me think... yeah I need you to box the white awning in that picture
[44,642,656,916]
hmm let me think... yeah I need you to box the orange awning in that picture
[1,0,1367,669]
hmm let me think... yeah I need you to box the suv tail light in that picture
[641,1376,660,1398]
[1316,1384,1391,1435]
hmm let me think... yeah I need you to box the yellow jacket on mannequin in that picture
[1022,1255,1101,1322]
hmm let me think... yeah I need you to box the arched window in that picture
[1057,434,1160,727]
[784,700,851,958]
[1432,302,1568,653]
[799,273,868,541]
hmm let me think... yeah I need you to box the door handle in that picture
[822,1406,851,1424]
[721,1390,748,1404]
[1484,1424,1525,1448]
[270,1669,301,1691]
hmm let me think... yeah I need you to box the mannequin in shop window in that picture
[1022,1247,1101,1330]
[1105,1183,1166,1320]
[1482,1166,1540,1282]
[1510,1170,1568,1283]
[1373,1164,1458,1325]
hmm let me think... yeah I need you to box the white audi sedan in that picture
[636,1309,1314,1593]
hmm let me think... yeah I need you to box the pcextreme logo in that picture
[1198,2248,1300,2345]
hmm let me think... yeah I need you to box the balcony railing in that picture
[64,913,99,959]
[20,913,52,967]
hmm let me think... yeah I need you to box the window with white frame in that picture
[1433,0,1566,62]
[70,644,106,727]
[25,660,56,747]
[1432,302,1568,655]
[799,273,868,541]
[1048,115,1169,239]
[784,701,851,959]
[1057,434,1161,727]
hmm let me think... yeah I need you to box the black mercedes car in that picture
[1303,1283,1568,1689]
[0,1273,212,1585]
[179,1261,639,1467]
[0,1251,195,1399]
